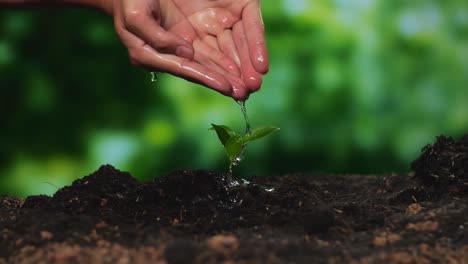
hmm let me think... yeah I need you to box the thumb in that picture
[124,13,194,59]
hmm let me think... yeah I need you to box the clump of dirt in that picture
[0,135,467,263]
[411,134,468,196]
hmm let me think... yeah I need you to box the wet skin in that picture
[112,0,269,100]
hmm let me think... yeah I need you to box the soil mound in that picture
[411,134,468,196]
[1,135,467,263]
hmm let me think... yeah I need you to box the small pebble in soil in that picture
[406,203,423,215]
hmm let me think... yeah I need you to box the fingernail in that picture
[176,46,194,60]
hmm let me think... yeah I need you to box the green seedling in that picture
[210,123,279,178]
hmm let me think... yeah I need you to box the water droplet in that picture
[232,155,243,166]
[150,72,159,82]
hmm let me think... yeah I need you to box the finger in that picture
[218,29,241,68]
[192,58,247,100]
[123,10,194,60]
[193,45,228,77]
[193,44,248,100]
[242,1,269,74]
[116,9,237,99]
[233,22,263,93]
[191,40,247,100]
[203,35,220,50]
[193,39,240,76]
[131,44,233,96]
[227,75,249,101]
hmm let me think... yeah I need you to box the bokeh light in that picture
[1,0,467,196]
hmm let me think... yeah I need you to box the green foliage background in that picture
[1,0,467,196]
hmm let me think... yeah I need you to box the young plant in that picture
[210,124,280,176]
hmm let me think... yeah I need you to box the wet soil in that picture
[0,135,467,263]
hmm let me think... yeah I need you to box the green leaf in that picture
[243,126,280,144]
[225,134,243,161]
[210,124,236,146]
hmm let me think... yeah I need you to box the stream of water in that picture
[238,100,251,135]
[226,101,252,180]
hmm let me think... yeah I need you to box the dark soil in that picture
[0,135,467,263]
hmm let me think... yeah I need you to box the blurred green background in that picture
[1,0,467,196]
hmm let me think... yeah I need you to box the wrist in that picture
[96,0,113,15]
[61,0,114,15]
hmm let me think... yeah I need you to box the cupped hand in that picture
[110,0,269,100]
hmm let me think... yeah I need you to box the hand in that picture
[110,0,269,100]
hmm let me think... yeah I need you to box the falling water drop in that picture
[150,72,159,82]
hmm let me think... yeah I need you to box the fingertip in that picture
[232,89,249,101]
[213,76,233,97]
[227,76,248,100]
[233,93,250,101]
[245,73,262,92]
